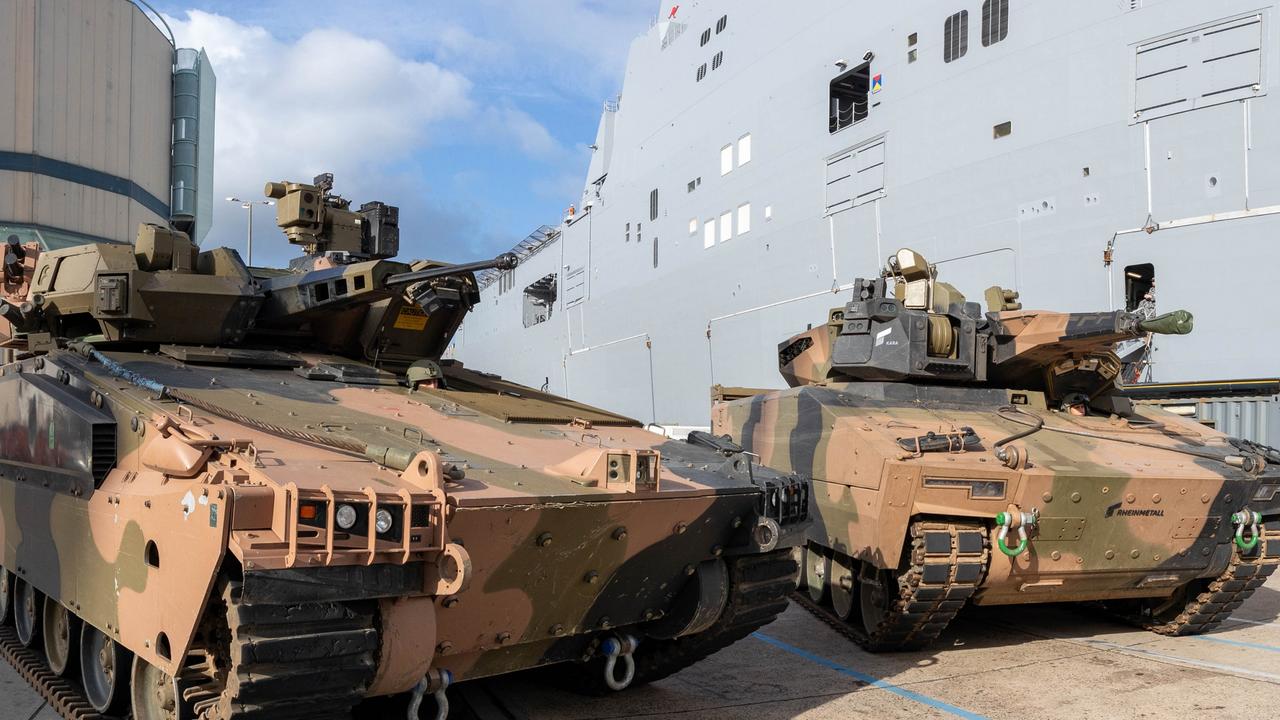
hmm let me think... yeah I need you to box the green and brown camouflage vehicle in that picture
[0,175,809,719]
[713,248,1279,652]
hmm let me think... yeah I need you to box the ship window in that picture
[982,0,1009,47]
[650,188,659,221]
[653,237,659,268]
[908,49,918,63]
[696,63,707,82]
[522,273,557,328]
[993,121,1012,139]
[689,218,698,235]
[908,32,918,47]
[737,203,752,235]
[721,144,734,176]
[738,134,752,166]
[701,28,711,46]
[719,211,732,242]
[625,221,630,243]
[704,218,716,248]
[688,180,696,193]
[1124,263,1155,312]
[944,11,969,63]
[712,51,724,71]
[829,61,871,133]
[716,15,728,34]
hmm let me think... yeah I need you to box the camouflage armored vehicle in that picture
[713,248,1279,651]
[0,175,809,719]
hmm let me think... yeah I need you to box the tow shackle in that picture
[407,668,452,720]
[995,508,1039,558]
[1231,510,1263,553]
[600,634,640,691]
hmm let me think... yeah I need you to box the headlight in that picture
[335,504,358,530]
[375,509,394,535]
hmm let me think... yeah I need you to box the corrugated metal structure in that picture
[1139,396,1280,447]
[1193,397,1279,447]
[0,0,212,249]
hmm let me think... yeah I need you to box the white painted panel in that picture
[1135,15,1264,121]
[562,221,590,307]
[854,140,887,205]
[824,151,855,213]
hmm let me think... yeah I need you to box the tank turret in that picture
[779,247,1193,407]
[0,174,517,371]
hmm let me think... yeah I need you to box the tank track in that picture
[793,520,989,652]
[0,581,378,720]
[193,581,379,720]
[1119,526,1280,636]
[563,548,798,694]
[0,625,109,720]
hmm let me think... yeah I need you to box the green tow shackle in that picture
[995,509,1039,558]
[1231,510,1263,553]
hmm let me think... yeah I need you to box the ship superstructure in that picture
[455,0,1280,440]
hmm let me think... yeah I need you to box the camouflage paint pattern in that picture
[715,383,1272,604]
[713,247,1276,611]
[0,179,809,713]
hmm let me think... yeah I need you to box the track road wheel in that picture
[42,596,80,676]
[830,555,856,620]
[13,578,41,647]
[804,548,831,604]
[132,655,185,720]
[859,568,898,643]
[0,566,12,626]
[80,624,131,714]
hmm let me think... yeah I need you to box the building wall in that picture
[0,0,172,247]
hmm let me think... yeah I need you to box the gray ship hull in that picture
[455,0,1280,441]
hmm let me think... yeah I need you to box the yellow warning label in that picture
[392,305,429,331]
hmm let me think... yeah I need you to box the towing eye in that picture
[600,634,640,691]
[1232,510,1263,553]
[995,508,1039,557]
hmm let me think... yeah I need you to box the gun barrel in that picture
[385,252,519,287]
[1136,309,1194,336]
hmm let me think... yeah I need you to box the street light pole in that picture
[225,197,274,266]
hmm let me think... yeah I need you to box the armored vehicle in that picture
[713,248,1279,651]
[0,175,809,719]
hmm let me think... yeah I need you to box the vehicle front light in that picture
[335,504,359,530]
[375,509,394,535]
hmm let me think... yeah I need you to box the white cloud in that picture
[498,106,561,158]
[166,10,473,261]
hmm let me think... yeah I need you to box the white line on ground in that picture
[1084,639,1280,683]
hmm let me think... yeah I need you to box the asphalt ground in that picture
[4,573,1278,719]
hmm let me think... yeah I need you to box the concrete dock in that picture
[5,574,1278,719]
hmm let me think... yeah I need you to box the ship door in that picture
[1136,14,1263,218]
[562,218,590,308]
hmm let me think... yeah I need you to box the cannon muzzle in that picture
[1137,310,1194,336]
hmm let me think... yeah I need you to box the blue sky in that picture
[151,0,657,265]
